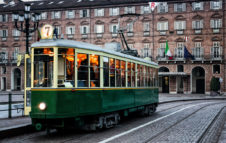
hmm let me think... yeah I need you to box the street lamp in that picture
[13,4,40,54]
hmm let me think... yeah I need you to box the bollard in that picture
[8,92,12,118]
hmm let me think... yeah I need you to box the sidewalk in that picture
[0,93,226,138]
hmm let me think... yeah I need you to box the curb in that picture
[159,97,226,104]
[0,124,34,139]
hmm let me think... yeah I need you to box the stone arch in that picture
[80,21,89,25]
[191,66,205,94]
[95,20,104,24]
[192,14,203,20]
[159,66,170,72]
[175,15,186,20]
[110,19,118,23]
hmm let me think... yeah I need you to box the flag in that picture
[149,2,159,11]
[184,46,195,60]
[184,36,188,42]
[165,40,173,59]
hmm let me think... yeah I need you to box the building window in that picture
[110,24,118,35]
[213,65,220,74]
[210,19,222,29]
[192,42,203,60]
[95,8,104,17]
[157,2,168,13]
[12,47,19,61]
[141,5,151,14]
[157,21,168,31]
[143,22,150,32]
[12,29,20,37]
[0,52,8,63]
[210,0,222,10]
[51,11,61,19]
[109,8,119,16]
[211,42,222,59]
[0,14,8,22]
[66,26,75,35]
[192,20,203,29]
[192,2,204,11]
[174,3,186,12]
[174,21,186,30]
[141,43,151,58]
[158,43,166,58]
[41,12,47,20]
[128,44,134,50]
[95,25,104,34]
[175,43,184,58]
[80,9,90,18]
[177,65,184,72]
[127,23,133,32]
[0,29,8,38]
[80,25,89,34]
[1,66,6,74]
[66,10,75,19]
[54,26,61,35]
[124,6,135,14]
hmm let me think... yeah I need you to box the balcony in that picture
[81,34,88,39]
[1,37,7,41]
[143,31,150,36]
[194,29,202,34]
[96,33,103,38]
[213,28,220,34]
[112,33,118,38]
[13,36,20,41]
[176,30,184,35]
[67,34,74,39]
[127,32,134,37]
[159,31,167,36]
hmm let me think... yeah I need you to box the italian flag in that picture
[165,41,173,59]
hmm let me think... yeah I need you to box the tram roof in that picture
[31,39,158,66]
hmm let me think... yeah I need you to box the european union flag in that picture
[184,46,195,60]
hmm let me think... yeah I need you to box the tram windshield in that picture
[33,48,54,87]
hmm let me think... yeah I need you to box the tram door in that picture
[24,54,31,115]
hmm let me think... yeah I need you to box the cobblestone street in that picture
[1,100,226,143]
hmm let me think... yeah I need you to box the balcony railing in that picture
[156,55,224,62]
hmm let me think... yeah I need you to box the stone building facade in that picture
[0,0,225,94]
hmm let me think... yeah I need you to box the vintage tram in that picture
[25,38,159,131]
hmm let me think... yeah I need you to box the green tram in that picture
[28,39,159,131]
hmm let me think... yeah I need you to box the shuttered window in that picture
[210,19,222,28]
[51,11,61,19]
[141,5,151,14]
[109,24,119,33]
[66,26,75,35]
[12,29,21,37]
[157,21,168,31]
[157,2,168,13]
[95,25,104,33]
[174,3,186,12]
[65,10,75,19]
[0,29,8,38]
[143,22,150,32]
[80,9,90,18]
[210,0,222,10]
[192,2,204,11]
[95,8,104,17]
[109,8,119,16]
[80,25,89,34]
[0,14,8,22]
[192,20,203,29]
[174,21,186,30]
[124,6,135,14]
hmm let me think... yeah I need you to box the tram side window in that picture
[77,54,88,87]
[103,57,109,87]
[116,60,121,87]
[131,63,135,87]
[58,48,75,88]
[127,62,131,87]
[150,68,154,87]
[144,66,147,87]
[34,48,53,87]
[155,68,158,86]
[153,68,156,87]
[147,67,151,87]
[110,58,115,87]
[140,65,144,87]
[90,54,100,87]
[137,64,140,87]
[121,61,126,87]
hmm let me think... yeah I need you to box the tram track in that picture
[1,99,226,143]
[143,102,225,143]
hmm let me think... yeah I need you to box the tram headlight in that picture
[38,102,47,111]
